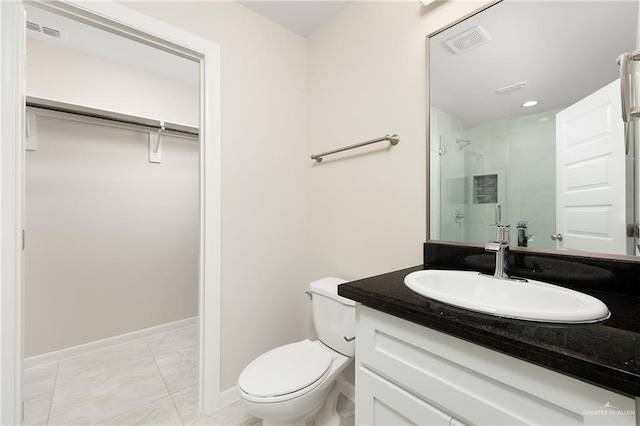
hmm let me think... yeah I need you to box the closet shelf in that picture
[26,96,199,136]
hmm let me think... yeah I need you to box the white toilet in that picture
[237,277,355,426]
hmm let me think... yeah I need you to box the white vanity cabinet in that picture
[355,306,636,425]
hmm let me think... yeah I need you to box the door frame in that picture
[0,0,222,422]
[0,1,26,422]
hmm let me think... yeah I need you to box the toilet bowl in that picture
[238,339,350,425]
[237,277,355,426]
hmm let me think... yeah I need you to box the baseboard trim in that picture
[220,386,239,408]
[341,380,355,401]
[24,316,198,370]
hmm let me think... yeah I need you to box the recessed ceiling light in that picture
[419,0,434,5]
[522,100,538,107]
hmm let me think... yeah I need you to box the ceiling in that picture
[430,1,638,126]
[25,0,638,128]
[238,1,350,37]
[24,4,200,86]
[24,0,349,88]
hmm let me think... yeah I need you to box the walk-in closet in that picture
[22,4,203,423]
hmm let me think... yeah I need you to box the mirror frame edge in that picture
[424,0,640,263]
[425,0,503,244]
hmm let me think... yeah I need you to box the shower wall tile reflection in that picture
[437,108,557,248]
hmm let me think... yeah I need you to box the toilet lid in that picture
[238,340,332,398]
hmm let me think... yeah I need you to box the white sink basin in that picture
[404,270,610,323]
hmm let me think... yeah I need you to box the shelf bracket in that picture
[149,122,164,163]
[25,109,38,151]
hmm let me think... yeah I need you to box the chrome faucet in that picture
[485,224,510,279]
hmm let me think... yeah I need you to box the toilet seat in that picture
[238,340,332,403]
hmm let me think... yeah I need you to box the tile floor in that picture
[23,326,355,425]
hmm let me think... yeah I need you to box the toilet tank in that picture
[310,277,356,357]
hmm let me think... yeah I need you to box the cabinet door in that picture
[356,366,452,426]
[356,306,636,426]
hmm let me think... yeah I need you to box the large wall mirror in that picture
[428,0,640,258]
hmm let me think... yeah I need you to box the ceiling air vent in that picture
[26,21,41,33]
[445,26,491,55]
[42,26,62,38]
[496,81,528,95]
[26,21,64,39]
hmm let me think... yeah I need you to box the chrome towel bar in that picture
[311,134,399,162]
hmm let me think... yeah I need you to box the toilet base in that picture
[261,414,310,426]
[312,375,346,426]
[260,375,347,426]
[259,398,322,426]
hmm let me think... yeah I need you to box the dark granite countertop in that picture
[338,262,640,397]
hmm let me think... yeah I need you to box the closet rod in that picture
[26,96,199,137]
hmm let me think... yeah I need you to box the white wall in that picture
[306,1,492,383]
[26,39,199,127]
[25,37,202,357]
[25,114,199,356]
[119,1,308,391]
[103,0,488,392]
[306,1,492,281]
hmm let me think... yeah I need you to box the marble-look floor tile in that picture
[171,386,354,426]
[146,326,198,358]
[172,386,261,425]
[152,342,198,395]
[337,394,355,426]
[48,340,169,425]
[97,396,182,425]
[23,363,58,426]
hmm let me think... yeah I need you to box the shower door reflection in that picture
[438,109,557,249]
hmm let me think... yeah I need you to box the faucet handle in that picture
[490,205,510,242]
[496,224,510,242]
[494,205,502,225]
